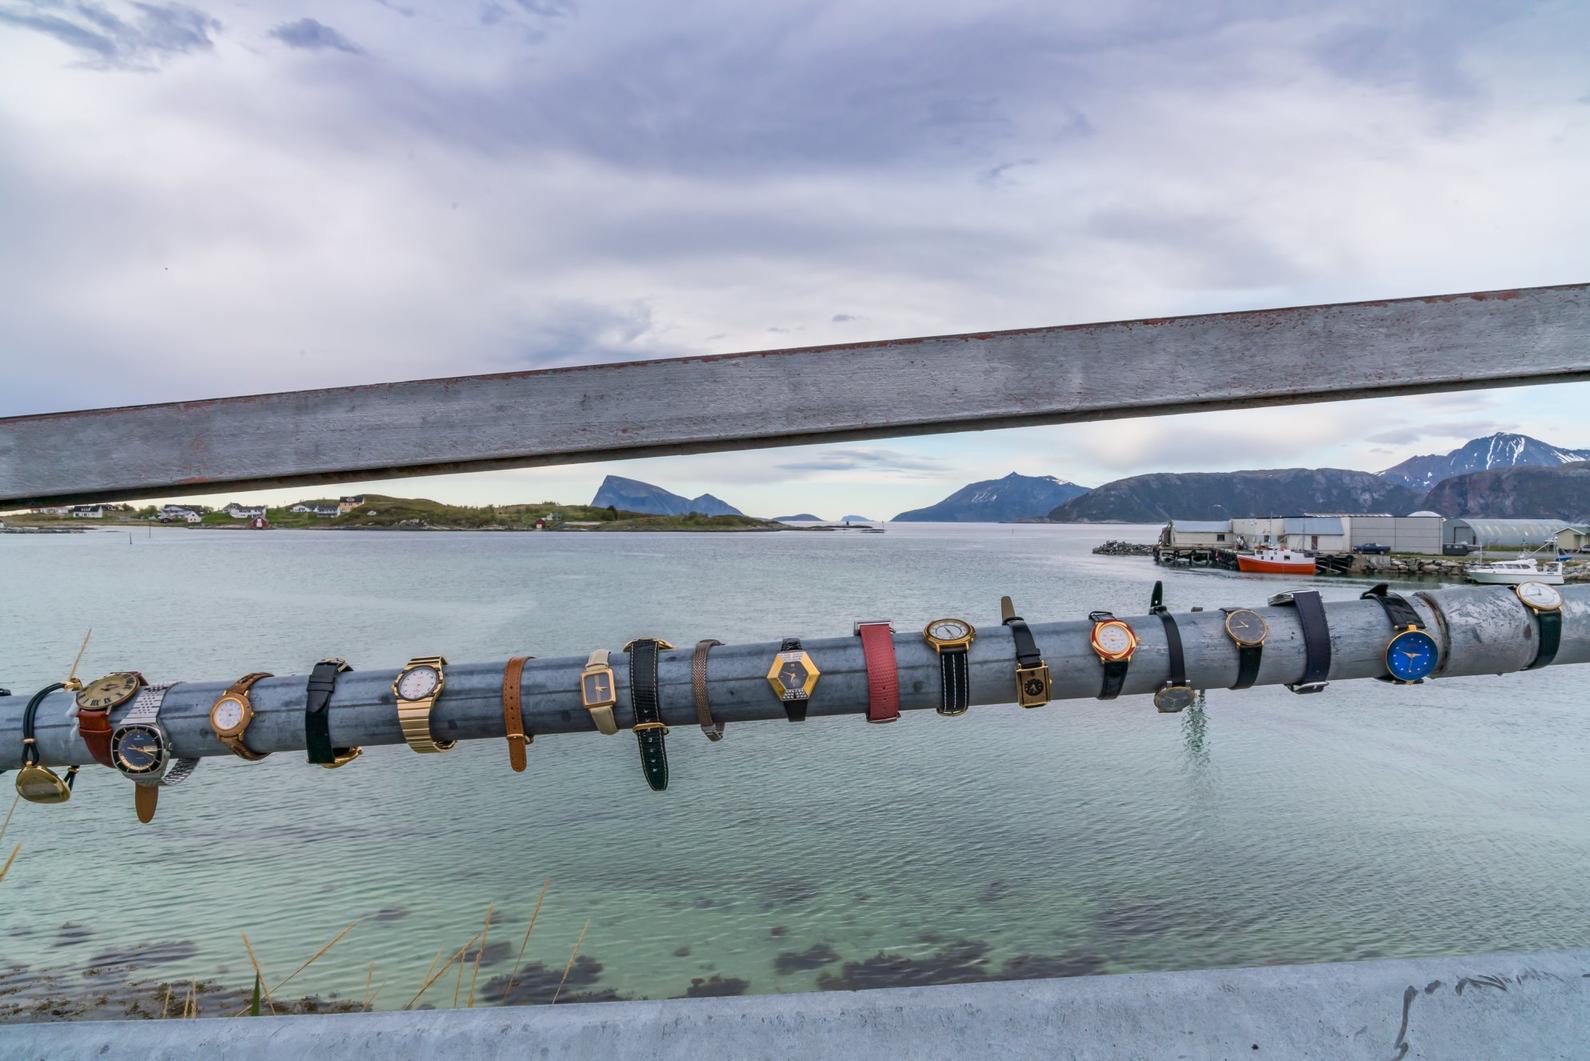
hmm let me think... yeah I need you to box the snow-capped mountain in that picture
[1378,433,1590,491]
[893,472,1089,522]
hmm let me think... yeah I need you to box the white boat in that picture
[1464,556,1565,585]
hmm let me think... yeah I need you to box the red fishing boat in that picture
[1235,547,1316,575]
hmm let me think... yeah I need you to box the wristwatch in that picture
[16,683,78,805]
[1001,596,1051,709]
[1153,611,1195,713]
[1088,611,1138,700]
[767,638,820,722]
[305,657,361,767]
[623,638,674,791]
[393,656,454,753]
[1221,608,1268,690]
[1514,581,1563,670]
[1268,591,1331,693]
[922,618,975,716]
[1361,583,1439,684]
[854,621,900,723]
[692,640,725,741]
[502,655,535,772]
[111,682,199,824]
[71,671,145,768]
[208,672,272,761]
[580,650,620,735]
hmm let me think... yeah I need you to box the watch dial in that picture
[928,620,971,642]
[582,671,613,704]
[1095,622,1133,657]
[397,666,440,700]
[1517,581,1563,610]
[1155,685,1196,712]
[211,698,245,731]
[1225,610,1268,646]
[777,657,812,697]
[1385,630,1439,682]
[114,726,164,772]
[77,672,142,712]
[1022,676,1048,698]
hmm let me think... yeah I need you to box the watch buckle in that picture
[632,721,668,734]
[622,638,676,652]
[853,620,893,634]
[1287,681,1329,695]
[322,747,363,769]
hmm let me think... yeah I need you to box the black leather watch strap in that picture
[1099,660,1127,699]
[1003,608,1043,669]
[628,639,669,792]
[1280,591,1331,693]
[1362,583,1422,629]
[1157,612,1187,687]
[305,659,354,765]
[937,651,969,716]
[1526,609,1562,670]
[779,638,807,723]
[1234,644,1261,690]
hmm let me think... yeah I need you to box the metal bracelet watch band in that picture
[855,622,900,723]
[1271,591,1331,693]
[119,683,198,824]
[501,656,534,772]
[305,658,360,767]
[625,638,671,791]
[395,656,455,754]
[692,639,725,740]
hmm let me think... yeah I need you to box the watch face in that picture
[1154,685,1196,713]
[112,724,166,775]
[581,670,614,705]
[77,672,143,712]
[211,697,246,733]
[769,652,819,700]
[1093,621,1135,659]
[926,619,972,643]
[1385,630,1439,683]
[1516,581,1563,611]
[1224,609,1268,646]
[396,666,441,701]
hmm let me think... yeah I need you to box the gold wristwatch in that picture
[209,672,272,761]
[393,656,455,753]
[580,650,619,735]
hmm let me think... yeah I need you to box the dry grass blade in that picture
[467,903,493,1009]
[231,919,361,1016]
[160,982,172,1020]
[551,919,590,1005]
[362,962,375,1009]
[421,942,445,988]
[0,790,20,845]
[0,843,19,885]
[452,940,467,1008]
[403,932,481,1010]
[240,932,277,1015]
[187,979,198,1019]
[504,878,551,996]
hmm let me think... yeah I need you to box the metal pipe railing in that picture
[2,584,1580,772]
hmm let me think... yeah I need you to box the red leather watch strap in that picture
[856,622,900,723]
[78,710,114,768]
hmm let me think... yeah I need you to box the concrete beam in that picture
[3,284,1587,506]
[6,949,1588,1059]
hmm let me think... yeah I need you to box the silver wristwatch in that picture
[110,682,199,786]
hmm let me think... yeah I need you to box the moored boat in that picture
[1235,547,1316,575]
[1464,556,1564,585]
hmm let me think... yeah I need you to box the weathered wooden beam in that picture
[2,284,1586,506]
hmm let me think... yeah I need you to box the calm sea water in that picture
[3,523,1588,1016]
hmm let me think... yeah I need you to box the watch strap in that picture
[779,638,808,722]
[1233,644,1261,690]
[1362,583,1422,630]
[21,683,65,766]
[584,649,619,735]
[502,656,534,772]
[218,672,271,762]
[1157,611,1187,687]
[936,650,969,716]
[1284,591,1332,692]
[627,639,669,791]
[123,681,173,725]
[1001,603,1043,670]
[855,623,900,723]
[305,658,357,765]
[77,707,115,768]
[691,640,724,741]
[396,656,454,754]
[1526,608,1561,670]
[1098,659,1127,700]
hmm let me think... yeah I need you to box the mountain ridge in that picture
[590,475,744,517]
[1047,468,1420,523]
[893,472,1089,522]
[1379,432,1590,491]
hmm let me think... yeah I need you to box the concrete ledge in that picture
[8,950,1590,1060]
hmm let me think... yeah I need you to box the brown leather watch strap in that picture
[78,710,115,768]
[691,639,724,742]
[502,655,534,772]
[220,671,273,761]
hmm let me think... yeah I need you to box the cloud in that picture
[269,17,363,54]
[0,0,219,68]
[1363,420,1501,446]
[831,314,856,322]
[773,448,945,476]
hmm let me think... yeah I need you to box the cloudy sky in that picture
[3,0,1589,517]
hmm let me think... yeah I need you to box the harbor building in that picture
[1443,517,1567,552]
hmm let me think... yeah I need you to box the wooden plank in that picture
[2,284,1587,506]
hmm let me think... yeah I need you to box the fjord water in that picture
[3,524,1589,1012]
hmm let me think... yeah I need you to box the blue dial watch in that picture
[1361,584,1439,684]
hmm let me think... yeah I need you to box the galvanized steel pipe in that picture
[3,584,1585,770]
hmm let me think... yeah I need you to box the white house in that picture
[224,504,266,519]
[1161,520,1234,548]
[337,495,367,515]
[291,503,340,517]
[69,505,104,519]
